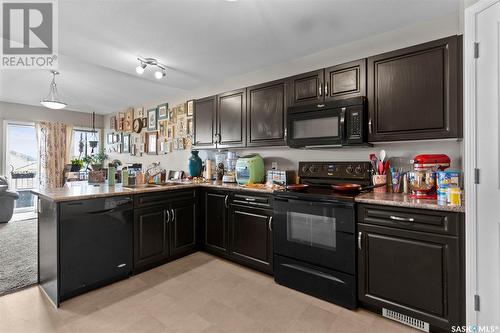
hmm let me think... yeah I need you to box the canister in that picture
[107,165,116,186]
[447,187,462,206]
[437,170,460,189]
[121,169,129,186]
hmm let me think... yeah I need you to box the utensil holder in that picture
[372,175,387,193]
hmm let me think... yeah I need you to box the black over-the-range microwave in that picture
[286,96,368,148]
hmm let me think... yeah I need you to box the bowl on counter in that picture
[407,170,437,198]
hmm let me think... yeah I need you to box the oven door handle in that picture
[281,263,346,285]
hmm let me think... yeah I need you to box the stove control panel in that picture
[298,161,372,180]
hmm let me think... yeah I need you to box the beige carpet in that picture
[0,218,37,295]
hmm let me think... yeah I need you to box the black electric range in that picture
[273,161,372,310]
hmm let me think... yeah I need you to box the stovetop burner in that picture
[274,161,373,202]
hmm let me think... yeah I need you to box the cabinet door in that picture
[217,89,246,148]
[367,35,461,141]
[229,204,273,273]
[358,223,461,331]
[134,206,168,270]
[247,80,287,147]
[287,69,324,106]
[170,199,197,257]
[193,96,216,148]
[204,191,229,254]
[325,59,366,101]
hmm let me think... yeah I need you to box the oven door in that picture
[287,107,343,148]
[273,195,356,274]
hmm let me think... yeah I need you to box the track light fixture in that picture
[135,57,166,79]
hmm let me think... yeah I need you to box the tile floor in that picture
[0,252,417,333]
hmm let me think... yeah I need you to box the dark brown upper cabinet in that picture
[325,59,366,101]
[217,88,247,148]
[247,79,287,147]
[287,69,324,106]
[193,96,216,149]
[367,35,461,142]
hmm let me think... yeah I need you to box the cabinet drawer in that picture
[232,193,272,208]
[134,189,195,208]
[358,204,460,236]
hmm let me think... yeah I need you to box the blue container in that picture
[188,150,203,177]
[437,170,460,189]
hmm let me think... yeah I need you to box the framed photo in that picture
[107,133,114,144]
[110,116,116,130]
[130,144,137,156]
[122,134,130,153]
[124,108,133,132]
[134,107,144,119]
[159,122,165,136]
[147,108,157,131]
[173,138,184,150]
[158,103,168,120]
[176,114,186,138]
[187,118,193,135]
[168,108,176,123]
[142,117,147,128]
[117,112,124,131]
[177,103,186,117]
[146,131,158,155]
[115,133,122,144]
[187,100,194,116]
[167,124,175,140]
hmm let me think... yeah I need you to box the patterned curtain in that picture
[36,122,73,189]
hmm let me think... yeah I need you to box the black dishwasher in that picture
[59,196,133,300]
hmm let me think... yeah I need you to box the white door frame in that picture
[464,0,500,326]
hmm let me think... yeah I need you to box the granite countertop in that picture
[355,192,465,213]
[31,181,275,202]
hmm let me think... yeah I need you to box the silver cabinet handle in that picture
[358,231,362,250]
[368,119,372,134]
[389,215,415,222]
[324,82,329,96]
[268,216,273,231]
[165,209,170,223]
[318,82,323,97]
[213,134,218,143]
[170,209,175,222]
[218,134,222,143]
[224,195,229,208]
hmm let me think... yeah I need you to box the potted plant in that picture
[70,158,84,172]
[91,152,108,171]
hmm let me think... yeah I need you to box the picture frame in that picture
[177,103,186,117]
[187,117,193,135]
[187,100,194,116]
[158,103,168,120]
[146,131,158,155]
[168,108,176,123]
[115,133,122,144]
[147,108,157,131]
[173,138,185,150]
[134,107,145,119]
[110,116,116,130]
[167,124,175,140]
[122,134,130,153]
[124,108,134,132]
[176,114,186,138]
[117,112,124,131]
[142,117,147,128]
[107,133,114,144]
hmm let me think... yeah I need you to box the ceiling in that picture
[0,0,460,114]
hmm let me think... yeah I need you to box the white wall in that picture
[104,12,463,174]
[0,101,104,175]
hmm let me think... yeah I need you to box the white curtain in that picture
[36,122,73,188]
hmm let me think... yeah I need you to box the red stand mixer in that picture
[408,154,450,199]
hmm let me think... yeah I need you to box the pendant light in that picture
[89,111,98,152]
[40,70,67,110]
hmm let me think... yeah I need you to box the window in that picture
[71,129,101,159]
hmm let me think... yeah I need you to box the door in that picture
[358,223,461,330]
[273,195,355,274]
[193,96,216,148]
[204,191,229,254]
[474,2,500,326]
[246,79,286,147]
[170,199,197,256]
[134,206,168,269]
[217,88,246,148]
[229,204,273,273]
[325,59,366,101]
[367,36,461,142]
[287,69,324,106]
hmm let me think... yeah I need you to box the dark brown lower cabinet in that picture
[134,206,169,271]
[229,203,273,274]
[170,199,197,257]
[203,190,229,255]
[357,204,464,333]
[134,190,197,273]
